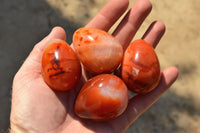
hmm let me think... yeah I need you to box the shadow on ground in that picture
[126,90,200,133]
[0,0,80,132]
[0,0,199,133]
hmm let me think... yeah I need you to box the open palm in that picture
[10,0,178,133]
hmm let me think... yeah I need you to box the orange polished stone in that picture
[74,74,129,121]
[121,39,160,94]
[73,28,123,75]
[42,39,81,91]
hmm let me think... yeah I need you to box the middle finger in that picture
[112,0,152,51]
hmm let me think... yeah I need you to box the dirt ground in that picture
[0,0,200,132]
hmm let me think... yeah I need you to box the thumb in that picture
[29,26,66,64]
[14,27,66,80]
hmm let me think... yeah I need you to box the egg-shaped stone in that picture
[73,28,123,75]
[74,74,129,121]
[121,39,160,94]
[42,39,81,91]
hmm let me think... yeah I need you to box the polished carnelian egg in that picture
[73,28,123,75]
[74,74,129,121]
[42,39,81,91]
[121,39,160,94]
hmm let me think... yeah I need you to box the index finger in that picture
[85,0,129,31]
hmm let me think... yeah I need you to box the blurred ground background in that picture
[0,0,200,132]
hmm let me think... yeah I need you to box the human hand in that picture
[10,0,179,133]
